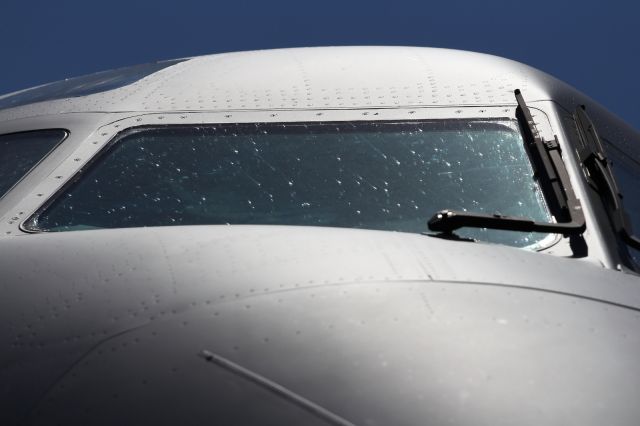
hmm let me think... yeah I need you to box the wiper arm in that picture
[428,89,586,236]
[574,106,640,250]
[428,209,583,234]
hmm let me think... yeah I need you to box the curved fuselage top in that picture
[2,46,637,153]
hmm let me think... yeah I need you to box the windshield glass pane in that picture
[29,120,551,247]
[0,129,67,198]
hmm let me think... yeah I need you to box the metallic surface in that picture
[1,47,640,424]
[3,226,640,425]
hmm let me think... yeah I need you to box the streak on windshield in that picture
[27,120,551,247]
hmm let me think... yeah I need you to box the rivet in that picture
[55,176,63,179]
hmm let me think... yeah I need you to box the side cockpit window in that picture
[573,107,640,268]
[0,130,67,198]
[602,141,640,265]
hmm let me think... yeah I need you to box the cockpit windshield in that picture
[26,120,552,247]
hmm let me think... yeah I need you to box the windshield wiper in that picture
[574,106,640,250]
[429,209,582,234]
[428,89,586,236]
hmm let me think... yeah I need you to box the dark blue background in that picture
[2,1,637,129]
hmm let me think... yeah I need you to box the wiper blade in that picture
[428,209,583,234]
[427,89,586,237]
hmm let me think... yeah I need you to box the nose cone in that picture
[3,225,640,425]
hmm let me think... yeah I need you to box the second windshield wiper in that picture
[428,89,586,236]
[574,106,640,250]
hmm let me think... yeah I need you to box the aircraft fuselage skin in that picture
[1,47,640,425]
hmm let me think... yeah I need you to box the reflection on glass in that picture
[0,130,67,198]
[31,120,551,247]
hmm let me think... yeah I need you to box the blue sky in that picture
[2,0,638,129]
